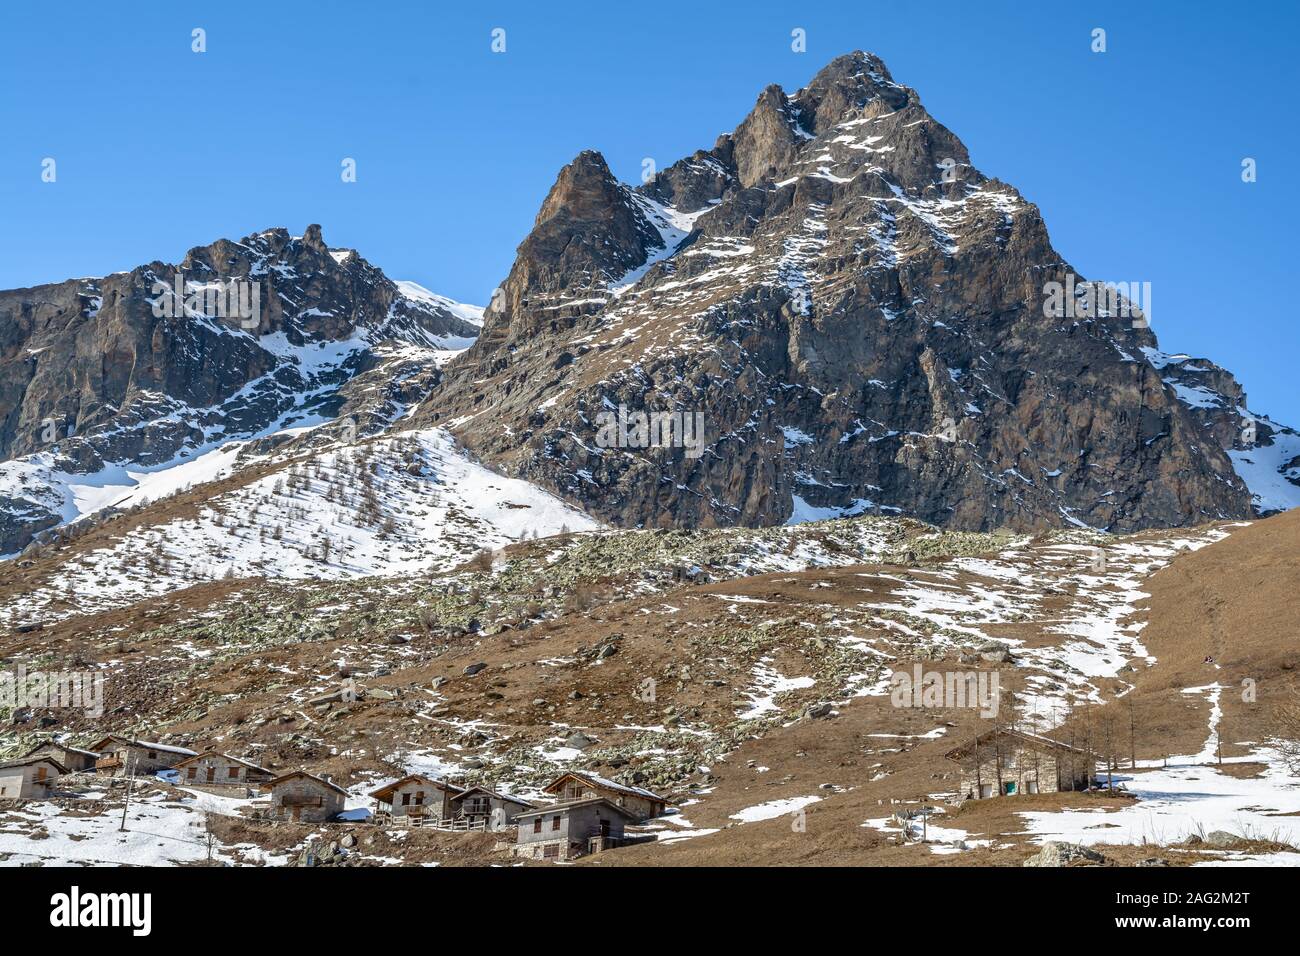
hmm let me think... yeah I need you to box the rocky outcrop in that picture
[1023,841,1106,867]
[418,51,1276,533]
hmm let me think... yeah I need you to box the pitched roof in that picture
[450,785,535,808]
[22,740,99,760]
[268,771,348,796]
[369,773,464,802]
[944,728,1093,761]
[0,756,69,774]
[513,797,639,821]
[543,770,665,803]
[173,751,273,775]
[86,735,197,757]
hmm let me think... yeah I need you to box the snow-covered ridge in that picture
[394,280,485,327]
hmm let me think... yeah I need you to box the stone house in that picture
[87,735,197,776]
[448,785,534,830]
[945,728,1096,799]
[0,756,67,800]
[511,797,639,861]
[369,774,463,823]
[541,771,667,821]
[268,771,348,822]
[23,740,98,772]
[173,751,274,791]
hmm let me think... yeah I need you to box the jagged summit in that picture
[0,226,482,553]
[474,150,667,350]
[419,50,1297,533]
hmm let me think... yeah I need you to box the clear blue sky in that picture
[2,0,1296,423]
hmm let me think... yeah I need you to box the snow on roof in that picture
[88,735,197,757]
[129,740,198,757]
[546,770,665,802]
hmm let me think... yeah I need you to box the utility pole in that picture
[1128,695,1137,769]
[119,754,137,832]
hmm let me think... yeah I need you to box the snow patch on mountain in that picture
[1229,417,1300,514]
[1140,347,1300,516]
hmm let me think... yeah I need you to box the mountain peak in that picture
[419,48,1285,535]
[535,149,621,226]
[791,49,918,135]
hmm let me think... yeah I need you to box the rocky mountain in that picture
[0,226,481,554]
[419,51,1298,533]
[2,50,1297,568]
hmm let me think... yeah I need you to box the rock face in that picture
[0,226,480,553]
[419,51,1289,533]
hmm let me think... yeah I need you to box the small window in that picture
[533,818,542,833]
[187,767,197,780]
[148,751,157,759]
[543,844,559,859]
[229,767,240,779]
[414,791,425,805]
[551,815,561,831]
[401,793,411,806]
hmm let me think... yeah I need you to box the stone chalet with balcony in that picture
[512,797,640,861]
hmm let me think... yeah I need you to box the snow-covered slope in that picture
[1,428,600,627]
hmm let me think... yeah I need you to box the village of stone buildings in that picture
[0,732,680,863]
[0,722,1117,866]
